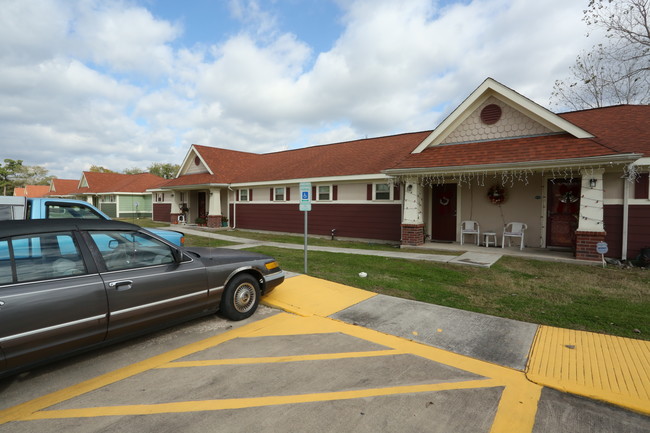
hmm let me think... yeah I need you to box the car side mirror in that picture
[171,248,183,263]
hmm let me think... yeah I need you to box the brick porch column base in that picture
[402,224,425,246]
[207,215,223,228]
[575,230,607,261]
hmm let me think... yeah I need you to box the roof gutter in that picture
[382,154,642,176]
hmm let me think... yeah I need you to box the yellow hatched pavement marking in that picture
[1,312,542,433]
[527,325,650,415]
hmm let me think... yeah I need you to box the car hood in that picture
[183,246,274,266]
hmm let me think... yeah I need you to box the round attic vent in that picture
[194,156,200,166]
[480,104,502,125]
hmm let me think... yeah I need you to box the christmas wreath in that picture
[487,184,506,204]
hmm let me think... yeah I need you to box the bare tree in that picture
[553,0,650,109]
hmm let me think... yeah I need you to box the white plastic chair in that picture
[502,222,527,250]
[460,221,480,245]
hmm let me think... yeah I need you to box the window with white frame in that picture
[156,192,165,202]
[239,189,249,201]
[374,183,391,200]
[274,187,285,201]
[102,195,116,203]
[317,185,331,201]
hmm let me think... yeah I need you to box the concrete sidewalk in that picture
[264,275,650,416]
[172,226,503,268]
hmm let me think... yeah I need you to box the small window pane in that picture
[91,231,175,271]
[274,188,285,201]
[46,204,103,219]
[240,189,249,201]
[318,186,331,201]
[12,233,86,283]
[0,240,12,284]
[375,184,390,200]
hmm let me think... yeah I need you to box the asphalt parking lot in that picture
[1,276,648,432]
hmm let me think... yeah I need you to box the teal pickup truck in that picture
[0,196,184,246]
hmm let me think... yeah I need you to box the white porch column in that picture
[578,169,605,232]
[401,179,425,245]
[402,180,423,224]
[209,188,222,216]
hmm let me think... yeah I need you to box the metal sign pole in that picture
[304,210,308,274]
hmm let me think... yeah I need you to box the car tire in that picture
[220,274,260,321]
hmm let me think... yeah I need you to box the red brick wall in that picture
[230,203,402,241]
[207,215,223,228]
[401,224,425,246]
[575,231,607,261]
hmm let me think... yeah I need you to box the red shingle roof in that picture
[68,172,166,194]
[48,179,79,196]
[14,185,50,197]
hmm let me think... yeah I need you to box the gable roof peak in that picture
[412,77,594,154]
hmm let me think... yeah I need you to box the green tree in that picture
[148,162,180,179]
[88,165,116,173]
[123,167,145,175]
[0,159,24,195]
[552,0,650,109]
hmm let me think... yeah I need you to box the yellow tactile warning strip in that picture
[0,313,542,433]
[526,325,650,415]
[263,274,377,316]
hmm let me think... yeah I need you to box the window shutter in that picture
[393,184,400,201]
[286,187,290,201]
[367,184,373,200]
[236,190,240,201]
[635,173,649,199]
[312,186,316,199]
[270,188,274,201]
[333,185,338,201]
[249,189,253,201]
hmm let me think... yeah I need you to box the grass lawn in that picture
[246,246,650,341]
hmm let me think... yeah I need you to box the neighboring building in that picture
[153,78,650,261]
[47,179,79,197]
[12,185,50,198]
[61,172,166,218]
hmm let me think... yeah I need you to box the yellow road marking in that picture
[158,349,405,368]
[1,312,542,432]
[262,274,377,316]
[23,379,501,420]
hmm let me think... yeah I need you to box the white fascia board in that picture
[631,157,650,166]
[231,173,392,188]
[177,145,214,177]
[383,154,642,176]
[157,183,229,190]
[412,78,594,154]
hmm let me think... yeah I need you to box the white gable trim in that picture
[177,145,213,177]
[412,78,594,154]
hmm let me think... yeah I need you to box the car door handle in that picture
[108,280,133,291]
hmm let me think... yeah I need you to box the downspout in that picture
[228,186,236,229]
[622,177,629,260]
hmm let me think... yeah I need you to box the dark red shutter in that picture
[270,188,274,201]
[286,187,290,201]
[367,184,373,200]
[249,189,253,201]
[333,185,338,201]
[236,190,240,201]
[393,184,400,201]
[312,186,316,199]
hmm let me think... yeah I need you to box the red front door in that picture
[547,179,581,248]
[431,184,457,242]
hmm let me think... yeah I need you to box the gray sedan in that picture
[0,219,284,378]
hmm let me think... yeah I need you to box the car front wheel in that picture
[220,274,261,321]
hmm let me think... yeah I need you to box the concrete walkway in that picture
[171,226,503,268]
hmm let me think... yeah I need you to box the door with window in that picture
[546,179,581,248]
[431,184,457,242]
[0,232,107,370]
[88,229,208,340]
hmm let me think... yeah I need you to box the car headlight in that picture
[264,261,279,271]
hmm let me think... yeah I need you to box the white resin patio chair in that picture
[502,222,527,250]
[460,221,480,245]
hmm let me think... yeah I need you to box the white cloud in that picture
[0,0,608,180]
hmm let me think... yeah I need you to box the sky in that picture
[0,0,606,180]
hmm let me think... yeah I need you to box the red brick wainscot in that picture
[575,230,607,261]
[401,224,425,246]
[207,215,223,228]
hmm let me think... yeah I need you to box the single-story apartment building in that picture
[151,78,650,262]
[49,172,166,218]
